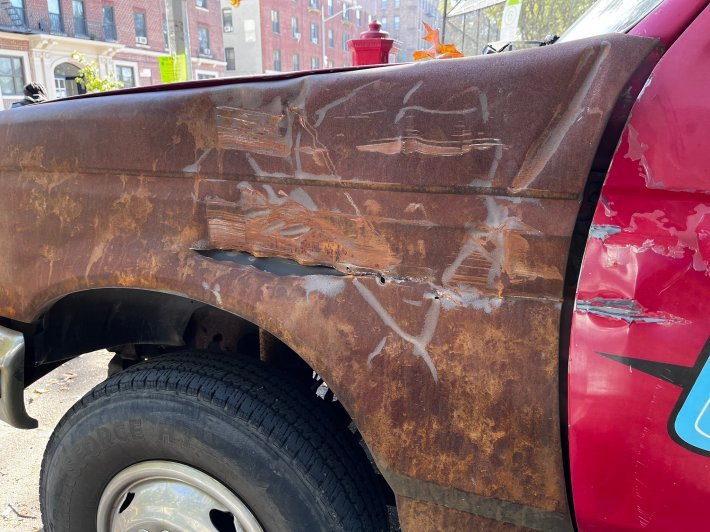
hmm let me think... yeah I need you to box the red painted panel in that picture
[630,0,709,48]
[570,5,710,531]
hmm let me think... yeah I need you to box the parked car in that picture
[0,0,708,530]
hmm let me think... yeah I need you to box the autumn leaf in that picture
[229,0,240,6]
[414,22,463,61]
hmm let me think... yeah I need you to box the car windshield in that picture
[558,0,664,42]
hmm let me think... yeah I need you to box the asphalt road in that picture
[0,350,113,532]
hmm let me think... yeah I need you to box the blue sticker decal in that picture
[598,340,710,457]
[673,351,710,454]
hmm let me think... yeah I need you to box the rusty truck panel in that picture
[0,34,657,530]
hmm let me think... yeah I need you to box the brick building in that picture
[0,0,226,108]
[221,0,376,76]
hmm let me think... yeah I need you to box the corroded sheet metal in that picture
[0,33,657,529]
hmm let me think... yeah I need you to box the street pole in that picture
[322,8,326,68]
[165,0,193,80]
[322,2,361,68]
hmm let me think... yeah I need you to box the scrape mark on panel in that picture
[356,134,501,157]
[589,224,622,241]
[216,106,291,157]
[354,278,441,381]
[575,298,687,325]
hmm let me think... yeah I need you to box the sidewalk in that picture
[0,350,113,532]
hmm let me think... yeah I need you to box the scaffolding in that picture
[442,0,504,56]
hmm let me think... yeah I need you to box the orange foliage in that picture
[413,22,464,60]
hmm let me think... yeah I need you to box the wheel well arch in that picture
[26,287,318,385]
[19,288,395,504]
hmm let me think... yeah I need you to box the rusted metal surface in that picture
[0,34,656,529]
[396,496,533,531]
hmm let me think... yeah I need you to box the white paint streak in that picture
[303,276,346,302]
[202,281,223,306]
[353,278,440,382]
[367,337,388,367]
[441,196,537,289]
[262,184,318,211]
[313,81,379,127]
[402,81,423,104]
[344,192,362,216]
[433,287,503,313]
[511,41,611,192]
[183,148,213,173]
[394,105,479,124]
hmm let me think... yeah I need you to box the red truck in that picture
[1,0,708,530]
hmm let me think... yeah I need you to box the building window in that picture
[7,0,26,28]
[356,9,361,26]
[271,10,279,33]
[292,53,300,70]
[380,16,386,30]
[327,0,333,16]
[102,6,116,41]
[393,15,399,30]
[244,19,256,42]
[48,0,63,34]
[327,28,333,48]
[310,56,320,69]
[133,11,146,43]
[197,72,216,79]
[273,49,281,71]
[381,0,386,7]
[394,0,399,7]
[308,0,318,8]
[327,59,334,68]
[291,16,299,38]
[310,23,318,44]
[222,8,233,31]
[0,56,24,97]
[73,0,86,36]
[225,47,235,70]
[198,27,211,55]
[195,0,207,8]
[342,32,349,51]
[116,65,135,87]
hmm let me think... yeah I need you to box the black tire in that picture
[40,352,389,531]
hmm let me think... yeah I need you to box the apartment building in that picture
[0,0,226,108]
[221,0,376,76]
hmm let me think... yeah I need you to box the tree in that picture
[517,0,595,40]
[71,52,124,93]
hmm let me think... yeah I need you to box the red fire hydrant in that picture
[348,21,395,66]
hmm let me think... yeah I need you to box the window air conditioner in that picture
[136,36,148,44]
[294,32,301,40]
[224,25,233,32]
[203,48,211,55]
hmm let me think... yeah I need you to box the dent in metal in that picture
[195,250,344,277]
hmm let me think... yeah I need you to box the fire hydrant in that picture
[347,21,395,66]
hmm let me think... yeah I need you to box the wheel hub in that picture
[97,460,263,532]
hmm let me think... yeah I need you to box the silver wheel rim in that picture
[97,460,263,532]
